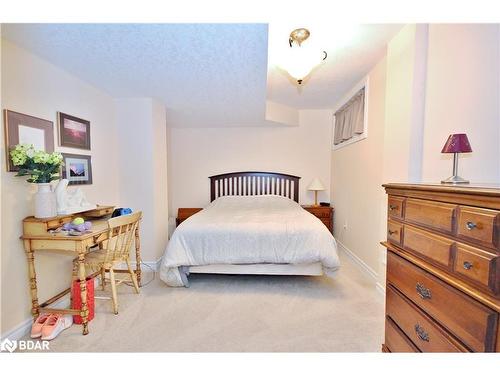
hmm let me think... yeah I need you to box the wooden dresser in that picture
[382,183,500,353]
[302,205,334,233]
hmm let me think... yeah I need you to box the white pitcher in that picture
[34,183,57,218]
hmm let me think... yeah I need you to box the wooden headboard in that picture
[209,171,301,203]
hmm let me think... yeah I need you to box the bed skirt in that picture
[187,262,324,276]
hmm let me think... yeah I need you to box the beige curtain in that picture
[334,88,365,145]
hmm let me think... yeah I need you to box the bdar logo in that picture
[0,338,18,353]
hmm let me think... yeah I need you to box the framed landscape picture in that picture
[62,153,93,185]
[3,109,54,171]
[58,112,91,150]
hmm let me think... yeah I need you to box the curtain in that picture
[333,88,365,145]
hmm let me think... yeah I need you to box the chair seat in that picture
[81,249,123,267]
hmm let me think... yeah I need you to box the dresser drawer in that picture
[403,225,453,268]
[388,196,404,219]
[386,286,468,352]
[457,206,500,250]
[387,251,498,352]
[454,243,499,294]
[320,218,331,227]
[405,199,456,234]
[385,316,419,353]
[387,220,403,246]
[307,209,331,218]
[23,216,73,236]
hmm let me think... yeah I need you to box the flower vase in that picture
[34,183,57,218]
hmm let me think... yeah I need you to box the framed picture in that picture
[58,112,91,150]
[3,109,55,171]
[62,153,93,185]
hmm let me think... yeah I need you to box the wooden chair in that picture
[74,211,142,315]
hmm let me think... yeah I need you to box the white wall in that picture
[265,101,299,126]
[0,28,4,334]
[382,24,428,184]
[115,98,169,261]
[331,23,500,291]
[421,24,500,183]
[167,109,332,218]
[331,56,387,278]
[1,39,120,335]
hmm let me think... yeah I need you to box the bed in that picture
[159,171,340,287]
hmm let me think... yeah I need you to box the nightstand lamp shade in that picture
[307,178,325,206]
[441,133,472,184]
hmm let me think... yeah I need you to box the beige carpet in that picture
[30,252,385,352]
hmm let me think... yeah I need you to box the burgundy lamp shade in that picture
[441,133,472,153]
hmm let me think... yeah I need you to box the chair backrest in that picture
[104,211,142,263]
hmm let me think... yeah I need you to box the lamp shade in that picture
[282,45,325,82]
[307,177,325,191]
[441,133,472,153]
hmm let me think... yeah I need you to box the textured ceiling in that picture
[2,23,402,126]
[2,23,269,127]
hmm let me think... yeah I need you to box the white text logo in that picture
[0,338,50,352]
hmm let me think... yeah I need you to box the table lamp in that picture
[307,177,325,206]
[441,133,472,184]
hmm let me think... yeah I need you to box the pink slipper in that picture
[31,313,51,338]
[41,314,73,341]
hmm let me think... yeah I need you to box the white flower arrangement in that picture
[10,144,64,183]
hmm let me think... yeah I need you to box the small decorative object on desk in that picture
[62,217,92,235]
[111,207,132,217]
[55,179,96,215]
[10,144,63,218]
[441,133,472,184]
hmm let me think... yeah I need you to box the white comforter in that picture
[159,195,340,287]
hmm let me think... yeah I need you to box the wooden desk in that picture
[21,208,142,335]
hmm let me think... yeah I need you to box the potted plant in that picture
[10,144,64,218]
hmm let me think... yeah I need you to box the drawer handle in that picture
[389,205,398,211]
[466,221,477,230]
[414,324,430,342]
[463,261,473,270]
[416,283,432,299]
[388,229,398,235]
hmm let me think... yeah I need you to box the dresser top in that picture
[383,183,500,197]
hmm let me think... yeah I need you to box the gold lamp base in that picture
[312,190,319,207]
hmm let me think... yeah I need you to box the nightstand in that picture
[301,205,334,233]
[176,208,203,226]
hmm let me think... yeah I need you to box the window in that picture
[332,77,369,150]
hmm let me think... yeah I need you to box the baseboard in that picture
[0,278,99,341]
[337,240,385,296]
[337,240,378,280]
[375,282,386,296]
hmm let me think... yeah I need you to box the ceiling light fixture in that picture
[284,28,327,84]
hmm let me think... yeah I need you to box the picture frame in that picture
[61,153,93,185]
[58,112,91,150]
[3,109,55,172]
